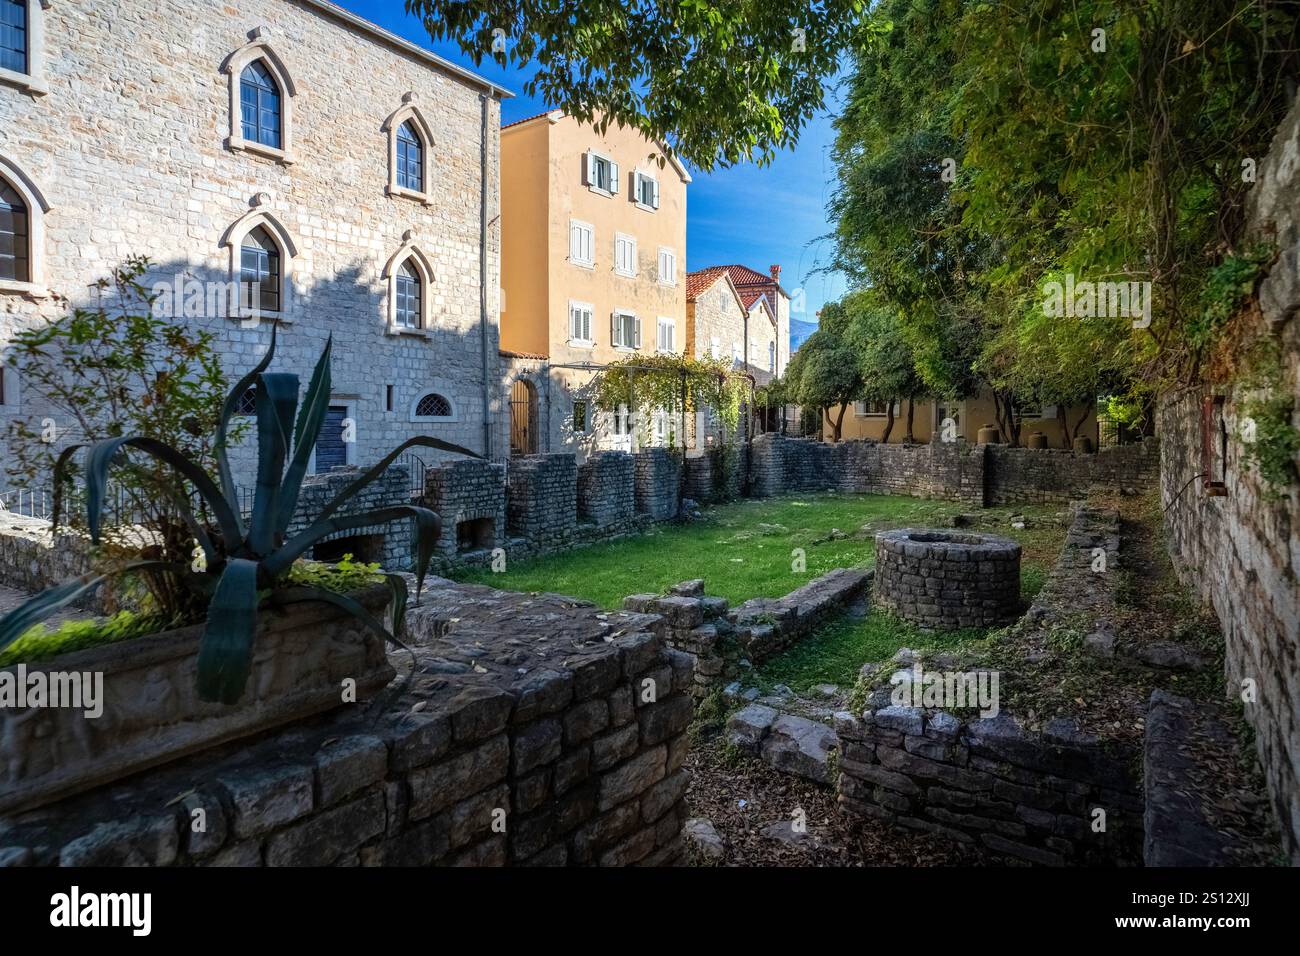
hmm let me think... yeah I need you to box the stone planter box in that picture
[0,584,395,815]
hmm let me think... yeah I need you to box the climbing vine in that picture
[1238,341,1300,497]
[591,353,750,438]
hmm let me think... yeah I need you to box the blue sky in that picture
[338,1,845,326]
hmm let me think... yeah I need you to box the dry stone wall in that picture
[0,581,694,867]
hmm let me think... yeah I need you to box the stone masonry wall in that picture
[1158,92,1300,863]
[422,459,507,558]
[577,452,635,527]
[288,464,412,569]
[633,448,682,520]
[0,581,694,867]
[506,453,577,550]
[0,0,504,490]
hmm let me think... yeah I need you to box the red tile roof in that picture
[502,110,555,130]
[686,267,729,302]
[700,264,789,317]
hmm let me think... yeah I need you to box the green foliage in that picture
[1239,342,1300,495]
[830,0,1300,416]
[405,0,888,170]
[1189,246,1275,350]
[591,352,748,439]
[284,555,386,593]
[0,328,478,704]
[0,610,170,668]
[6,257,242,617]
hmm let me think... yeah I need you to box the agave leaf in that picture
[383,572,409,641]
[0,561,189,654]
[276,337,333,536]
[83,436,242,548]
[49,442,85,533]
[214,322,279,538]
[247,372,300,556]
[263,505,440,599]
[313,436,482,527]
[195,558,261,704]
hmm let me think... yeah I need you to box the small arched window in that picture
[240,225,281,314]
[0,177,28,283]
[414,393,452,419]
[394,260,422,329]
[396,121,423,192]
[240,61,282,149]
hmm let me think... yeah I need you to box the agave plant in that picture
[0,326,478,703]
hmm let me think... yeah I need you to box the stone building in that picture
[498,109,691,461]
[0,0,510,499]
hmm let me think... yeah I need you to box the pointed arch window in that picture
[240,61,282,149]
[396,121,423,193]
[394,260,422,330]
[0,177,29,283]
[383,96,434,203]
[383,238,434,335]
[240,225,281,314]
[223,30,296,163]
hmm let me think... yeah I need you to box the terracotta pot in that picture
[0,583,395,815]
[1073,436,1094,453]
[1027,432,1048,449]
[977,425,1001,444]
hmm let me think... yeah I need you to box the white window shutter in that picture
[611,312,620,347]
[610,162,620,194]
[582,152,591,187]
[652,179,660,209]
[634,316,642,348]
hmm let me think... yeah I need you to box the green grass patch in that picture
[454,492,1066,608]
[753,611,989,695]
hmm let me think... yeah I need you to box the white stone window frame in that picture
[613,232,637,278]
[219,196,298,324]
[656,316,675,354]
[568,219,595,269]
[657,246,676,286]
[383,94,435,206]
[0,153,51,297]
[632,169,660,211]
[221,29,298,165]
[854,400,899,418]
[410,388,459,423]
[611,308,640,351]
[0,0,48,96]
[568,299,594,348]
[381,233,435,337]
[582,149,618,197]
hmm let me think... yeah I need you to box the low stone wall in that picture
[634,448,682,520]
[985,440,1158,505]
[506,453,577,550]
[0,514,93,606]
[625,570,871,700]
[835,707,1142,865]
[422,459,508,559]
[288,465,413,568]
[873,530,1021,630]
[578,452,635,527]
[0,581,694,867]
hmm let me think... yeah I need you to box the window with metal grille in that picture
[572,401,588,433]
[240,61,282,149]
[0,178,28,283]
[415,393,452,418]
[240,226,281,313]
[236,386,257,416]
[396,120,423,191]
[0,0,26,74]
[395,260,421,328]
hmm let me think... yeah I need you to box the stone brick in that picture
[387,713,452,771]
[638,695,693,746]
[592,724,641,771]
[265,791,386,866]
[408,735,509,820]
[315,735,389,808]
[641,770,689,823]
[512,718,563,775]
[60,815,180,867]
[220,764,315,839]
[597,745,666,811]
[563,698,610,747]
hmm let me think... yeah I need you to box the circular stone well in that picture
[873,529,1021,630]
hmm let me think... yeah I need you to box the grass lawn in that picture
[454,491,1070,697]
[454,490,1067,608]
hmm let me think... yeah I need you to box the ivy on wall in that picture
[591,353,751,441]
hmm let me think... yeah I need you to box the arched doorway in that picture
[510,379,539,456]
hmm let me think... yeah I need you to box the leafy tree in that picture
[852,294,928,442]
[6,258,239,618]
[784,299,867,441]
[406,0,887,170]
